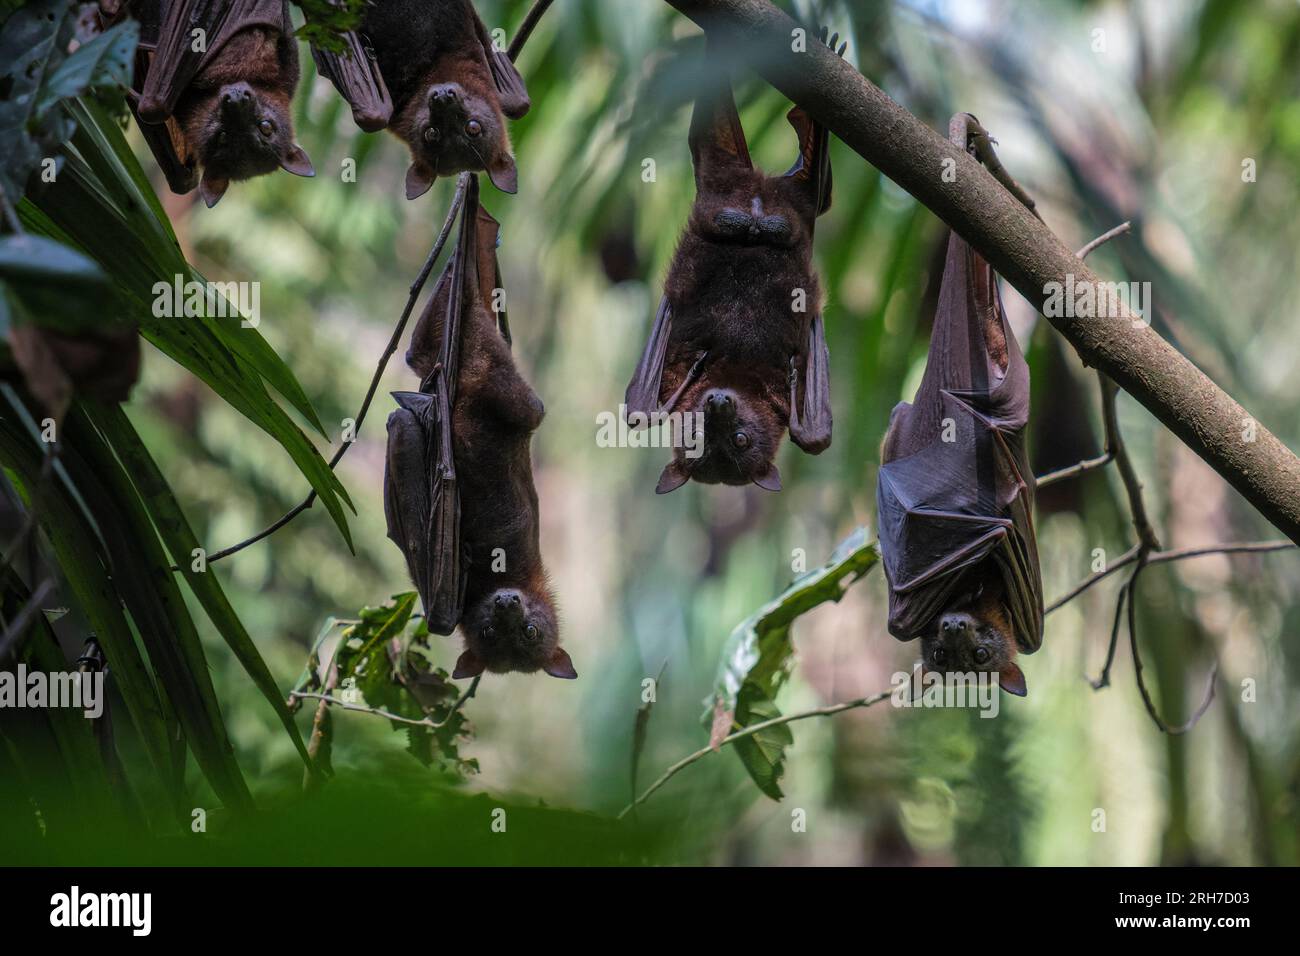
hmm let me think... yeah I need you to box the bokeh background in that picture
[120,0,1300,864]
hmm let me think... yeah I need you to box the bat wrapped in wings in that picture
[310,0,531,196]
[624,33,844,494]
[99,0,314,206]
[384,177,573,680]
[876,225,1043,696]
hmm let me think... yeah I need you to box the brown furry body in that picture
[405,215,569,679]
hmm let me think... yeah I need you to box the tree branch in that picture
[618,689,892,818]
[664,0,1300,544]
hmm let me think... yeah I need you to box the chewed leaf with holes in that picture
[706,526,878,798]
[330,594,475,773]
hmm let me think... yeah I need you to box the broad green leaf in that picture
[0,0,75,201]
[33,21,137,116]
[58,407,254,813]
[83,401,315,773]
[707,526,879,799]
[0,234,114,331]
[730,684,794,801]
[0,409,176,801]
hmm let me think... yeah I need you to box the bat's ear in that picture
[655,459,690,494]
[453,649,485,680]
[391,391,434,414]
[486,151,519,194]
[752,462,782,492]
[998,662,1027,697]
[543,647,578,680]
[280,144,315,178]
[199,174,229,208]
[405,162,436,200]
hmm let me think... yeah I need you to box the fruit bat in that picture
[876,229,1043,697]
[101,0,315,207]
[311,0,531,197]
[383,177,573,680]
[624,35,838,495]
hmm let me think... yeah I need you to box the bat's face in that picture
[691,171,816,252]
[455,587,575,679]
[920,580,1026,696]
[186,82,314,207]
[656,382,785,493]
[400,82,517,198]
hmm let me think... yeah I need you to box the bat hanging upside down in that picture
[623,32,846,494]
[876,204,1044,696]
[385,179,573,680]
[102,0,315,206]
[311,0,531,197]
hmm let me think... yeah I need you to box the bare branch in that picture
[618,689,892,819]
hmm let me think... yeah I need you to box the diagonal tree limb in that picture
[664,0,1300,545]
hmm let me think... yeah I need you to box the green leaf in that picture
[33,21,137,117]
[82,401,315,773]
[21,106,355,546]
[57,406,254,813]
[730,684,794,801]
[0,234,114,331]
[707,527,879,800]
[0,406,177,801]
[0,0,75,202]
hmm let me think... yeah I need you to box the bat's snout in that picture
[219,83,256,120]
[939,612,976,636]
[490,590,526,626]
[703,390,738,423]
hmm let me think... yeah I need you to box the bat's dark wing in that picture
[782,31,841,451]
[135,0,288,122]
[310,29,392,132]
[788,312,832,453]
[623,297,672,420]
[783,106,832,219]
[876,232,1043,653]
[469,8,530,120]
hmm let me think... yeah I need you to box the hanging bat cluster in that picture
[384,177,574,681]
[624,37,839,495]
[876,206,1044,695]
[312,0,531,197]
[100,0,315,207]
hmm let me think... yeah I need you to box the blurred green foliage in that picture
[3,0,1300,866]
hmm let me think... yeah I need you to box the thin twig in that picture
[1035,451,1113,489]
[1075,221,1131,260]
[618,689,892,819]
[1099,374,1160,552]
[290,687,474,731]
[202,174,470,565]
[1046,539,1292,616]
[0,578,54,664]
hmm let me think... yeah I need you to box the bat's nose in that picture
[494,590,523,609]
[220,83,253,105]
[429,84,461,106]
[704,390,735,412]
[940,612,975,635]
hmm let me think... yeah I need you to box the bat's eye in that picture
[217,131,228,145]
[732,431,750,449]
[932,647,946,666]
[974,647,990,665]
[465,119,482,137]
[483,625,496,640]
[525,624,539,642]
[258,120,274,137]
[424,127,440,143]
